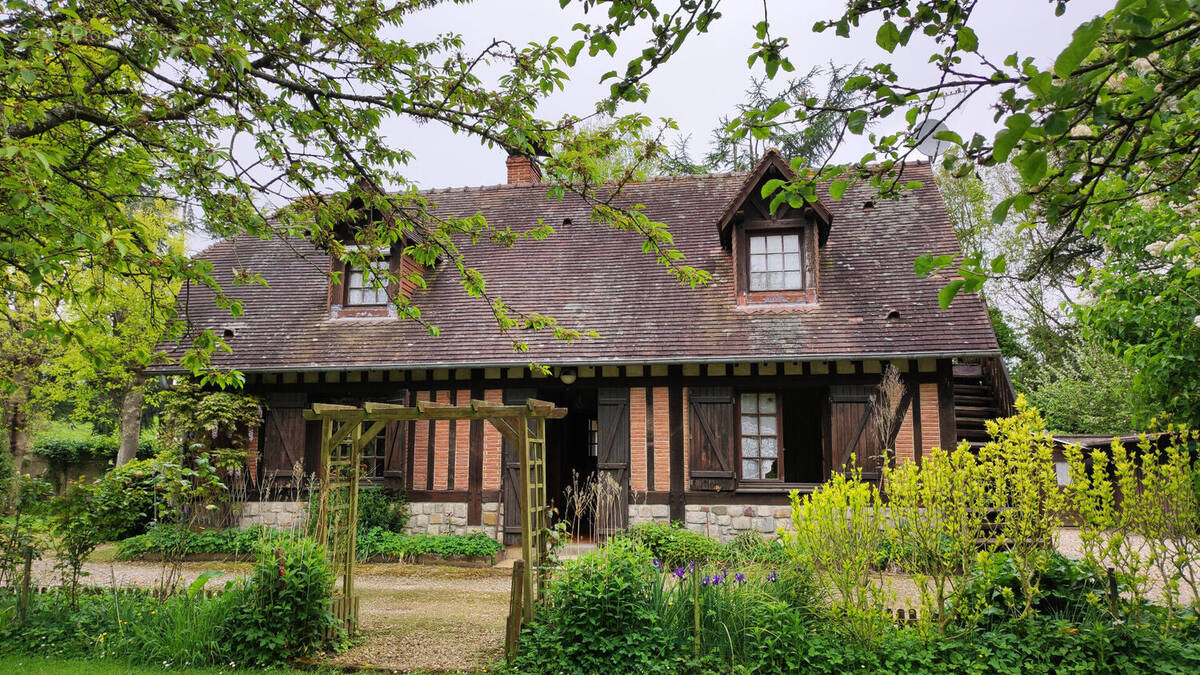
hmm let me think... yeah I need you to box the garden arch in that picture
[304,397,566,633]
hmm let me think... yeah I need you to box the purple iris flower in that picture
[653,559,663,571]
[735,573,746,584]
[767,570,778,583]
[689,560,697,571]
[673,567,687,579]
[709,574,723,586]
[700,576,710,587]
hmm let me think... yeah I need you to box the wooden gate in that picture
[829,385,885,481]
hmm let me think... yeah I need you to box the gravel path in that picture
[29,552,511,673]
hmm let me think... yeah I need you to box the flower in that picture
[1145,240,1167,256]
[1193,315,1200,329]
[767,570,778,583]
[652,558,663,571]
[735,573,746,584]
[673,567,687,579]
[700,576,710,587]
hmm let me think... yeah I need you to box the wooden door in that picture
[596,387,630,539]
[263,403,306,482]
[502,388,537,544]
[829,385,885,481]
[688,386,736,490]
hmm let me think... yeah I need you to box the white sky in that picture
[189,0,1113,251]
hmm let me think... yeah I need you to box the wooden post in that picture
[505,559,525,662]
[518,416,533,622]
[18,546,32,625]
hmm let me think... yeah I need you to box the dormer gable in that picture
[718,150,834,307]
[321,194,424,320]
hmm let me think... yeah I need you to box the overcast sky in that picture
[191,0,1112,251]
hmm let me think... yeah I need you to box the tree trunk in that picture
[115,372,147,466]
[5,377,32,508]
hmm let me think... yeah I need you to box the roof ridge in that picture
[418,170,748,196]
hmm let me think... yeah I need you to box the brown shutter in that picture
[829,385,885,481]
[263,405,306,480]
[688,386,736,491]
[501,388,538,541]
[329,258,347,308]
[383,391,409,477]
[597,387,631,538]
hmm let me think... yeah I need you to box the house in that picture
[167,150,1009,542]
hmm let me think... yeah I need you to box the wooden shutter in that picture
[263,405,306,480]
[688,386,736,491]
[383,391,409,477]
[597,387,631,537]
[501,388,538,541]
[829,385,885,480]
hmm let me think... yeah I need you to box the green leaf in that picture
[764,100,790,120]
[829,180,848,200]
[847,110,869,134]
[990,254,1007,274]
[938,280,966,309]
[956,27,978,52]
[1053,17,1104,78]
[914,253,953,276]
[876,21,901,53]
[1016,150,1048,184]
[992,197,1014,224]
[566,40,584,66]
[760,179,786,198]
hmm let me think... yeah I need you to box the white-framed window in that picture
[346,260,389,306]
[740,392,780,479]
[748,232,803,291]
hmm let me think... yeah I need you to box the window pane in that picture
[767,272,784,288]
[769,235,784,252]
[759,415,777,435]
[742,437,759,456]
[750,254,766,272]
[348,289,364,305]
[765,460,778,479]
[760,437,778,458]
[766,253,782,271]
[741,415,758,435]
[349,271,364,288]
[760,394,777,413]
[784,271,803,289]
[750,235,766,253]
[783,234,800,252]
[740,393,758,413]
[743,460,760,479]
[783,253,801,270]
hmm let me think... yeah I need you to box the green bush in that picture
[355,527,503,561]
[115,524,283,561]
[90,457,161,541]
[720,530,790,566]
[620,521,722,568]
[357,487,409,532]
[32,436,156,465]
[514,538,682,674]
[959,551,1110,626]
[221,537,341,665]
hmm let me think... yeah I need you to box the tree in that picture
[1024,340,1140,434]
[571,1,1200,306]
[0,0,707,391]
[661,65,863,174]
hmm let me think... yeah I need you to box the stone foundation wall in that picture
[627,503,792,541]
[405,501,504,541]
[237,500,307,530]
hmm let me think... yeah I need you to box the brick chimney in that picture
[506,153,541,184]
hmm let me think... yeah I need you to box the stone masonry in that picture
[628,503,793,542]
[237,500,307,530]
[404,501,505,542]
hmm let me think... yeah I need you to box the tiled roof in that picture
[163,162,999,372]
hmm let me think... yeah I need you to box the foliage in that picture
[1077,203,1200,426]
[959,551,1109,628]
[115,524,280,561]
[49,479,101,603]
[32,437,156,466]
[720,530,790,567]
[356,487,409,533]
[514,538,681,674]
[1064,425,1200,626]
[222,537,341,665]
[1025,339,1141,433]
[353,528,502,562]
[88,456,162,541]
[884,443,991,632]
[781,464,890,644]
[618,520,722,568]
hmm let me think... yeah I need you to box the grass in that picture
[0,654,326,673]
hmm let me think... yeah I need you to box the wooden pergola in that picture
[303,397,567,634]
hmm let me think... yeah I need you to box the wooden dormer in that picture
[716,150,834,307]
[325,195,423,320]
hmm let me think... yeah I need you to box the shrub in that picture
[355,527,503,561]
[90,456,162,540]
[32,436,156,465]
[620,520,721,568]
[720,530,790,567]
[357,487,409,532]
[50,479,102,603]
[115,524,284,560]
[514,538,681,674]
[222,536,341,665]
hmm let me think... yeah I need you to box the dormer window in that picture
[346,260,389,306]
[748,232,804,291]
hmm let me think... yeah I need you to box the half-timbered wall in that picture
[244,359,958,540]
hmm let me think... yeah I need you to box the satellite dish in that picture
[913,118,952,159]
